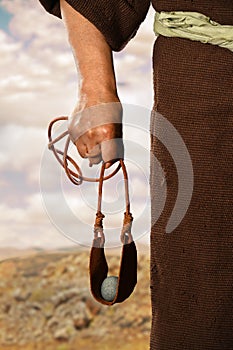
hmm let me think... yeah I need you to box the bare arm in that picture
[60,0,122,168]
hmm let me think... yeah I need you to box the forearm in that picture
[60,0,119,106]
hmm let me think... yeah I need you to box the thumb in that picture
[101,138,124,165]
[104,159,118,169]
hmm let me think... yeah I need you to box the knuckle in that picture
[76,145,86,158]
[86,128,94,138]
[101,124,115,138]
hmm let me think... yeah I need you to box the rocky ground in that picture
[0,247,151,350]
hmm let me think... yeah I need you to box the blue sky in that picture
[0,3,12,31]
[0,0,154,251]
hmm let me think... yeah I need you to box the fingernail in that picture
[105,162,111,169]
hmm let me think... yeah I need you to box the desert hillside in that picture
[0,247,151,350]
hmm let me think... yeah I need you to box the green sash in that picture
[154,11,233,52]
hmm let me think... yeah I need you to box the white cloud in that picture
[0,124,46,184]
[114,7,155,108]
[0,192,77,249]
[0,0,77,127]
[0,195,150,250]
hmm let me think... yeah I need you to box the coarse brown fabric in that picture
[38,0,150,51]
[150,35,233,349]
[154,0,233,25]
[39,0,233,348]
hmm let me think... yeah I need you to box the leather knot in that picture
[94,211,105,247]
[121,212,133,244]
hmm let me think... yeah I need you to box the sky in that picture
[0,0,155,251]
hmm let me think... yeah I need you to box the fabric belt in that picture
[154,11,233,52]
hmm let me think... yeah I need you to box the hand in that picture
[68,95,124,168]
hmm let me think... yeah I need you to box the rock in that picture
[72,301,92,330]
[53,322,75,341]
[61,255,74,265]
[73,314,90,330]
[2,302,11,313]
[85,297,102,316]
[0,261,17,280]
[13,288,31,301]
[18,339,27,346]
[40,278,48,287]
[4,333,15,344]
[34,328,43,337]
[47,317,59,329]
[101,276,118,302]
[28,302,42,310]
[66,265,76,274]
[42,301,54,319]
[54,328,70,341]
[52,288,80,307]
[55,302,72,319]
[41,263,56,277]
[73,255,83,265]
[55,264,68,276]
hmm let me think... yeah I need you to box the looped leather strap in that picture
[48,116,121,184]
[48,116,137,305]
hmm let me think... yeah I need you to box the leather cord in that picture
[48,116,137,305]
[94,159,133,247]
[48,116,121,185]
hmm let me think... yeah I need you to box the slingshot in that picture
[48,116,137,305]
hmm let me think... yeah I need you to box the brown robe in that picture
[39,0,233,348]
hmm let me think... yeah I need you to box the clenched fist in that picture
[68,100,124,168]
